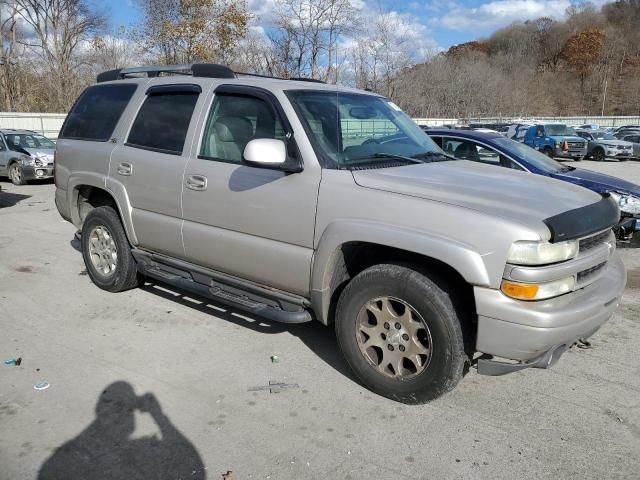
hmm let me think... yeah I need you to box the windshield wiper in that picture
[412,151,457,162]
[340,153,425,169]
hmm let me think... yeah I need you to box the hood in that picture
[352,161,602,229]
[551,167,640,196]
[23,148,55,162]
[593,139,633,147]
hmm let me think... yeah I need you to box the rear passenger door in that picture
[180,85,321,296]
[108,81,206,257]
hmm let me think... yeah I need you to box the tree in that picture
[269,0,356,80]
[14,0,106,111]
[1,0,23,111]
[561,27,605,96]
[134,0,250,65]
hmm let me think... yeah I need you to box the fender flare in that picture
[68,173,138,245]
[309,221,491,324]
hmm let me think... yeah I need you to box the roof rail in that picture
[97,64,326,84]
[96,64,236,83]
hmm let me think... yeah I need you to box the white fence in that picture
[0,112,66,139]
[2,112,640,140]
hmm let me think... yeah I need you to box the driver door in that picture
[180,86,321,296]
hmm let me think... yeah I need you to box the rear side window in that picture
[60,84,137,141]
[127,92,199,155]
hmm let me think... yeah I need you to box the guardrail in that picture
[2,112,639,141]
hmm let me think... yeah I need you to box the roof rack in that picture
[97,64,236,83]
[96,64,326,84]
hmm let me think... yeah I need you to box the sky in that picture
[101,0,610,52]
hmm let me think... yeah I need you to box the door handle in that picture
[117,162,132,176]
[186,174,207,191]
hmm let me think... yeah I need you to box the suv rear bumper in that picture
[474,252,626,362]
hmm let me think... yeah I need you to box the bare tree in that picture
[14,0,105,111]
[1,0,23,110]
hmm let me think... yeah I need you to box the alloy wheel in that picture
[88,225,118,277]
[356,297,433,379]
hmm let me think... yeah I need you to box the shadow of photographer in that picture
[38,381,206,480]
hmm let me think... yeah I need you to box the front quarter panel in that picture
[310,169,542,324]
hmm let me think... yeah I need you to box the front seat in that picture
[453,142,477,161]
[209,116,254,162]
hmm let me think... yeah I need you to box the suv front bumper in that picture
[554,147,586,159]
[474,252,626,363]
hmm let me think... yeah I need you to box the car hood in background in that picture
[23,147,55,158]
[592,140,633,147]
[551,167,640,197]
[352,161,601,227]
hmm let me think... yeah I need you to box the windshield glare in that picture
[544,124,576,136]
[286,91,445,168]
[493,137,566,173]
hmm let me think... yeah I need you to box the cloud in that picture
[435,0,572,33]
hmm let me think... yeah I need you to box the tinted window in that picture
[127,92,199,155]
[200,94,286,163]
[60,84,137,141]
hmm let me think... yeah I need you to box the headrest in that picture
[213,116,253,142]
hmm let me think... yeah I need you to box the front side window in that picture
[286,90,446,169]
[200,94,286,163]
[127,91,199,155]
[60,84,137,141]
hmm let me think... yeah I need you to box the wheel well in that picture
[76,185,117,224]
[325,242,476,349]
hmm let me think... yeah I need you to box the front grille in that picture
[577,262,606,284]
[568,142,583,148]
[579,230,611,254]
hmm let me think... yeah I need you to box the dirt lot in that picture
[1,160,639,480]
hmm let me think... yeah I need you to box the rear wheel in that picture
[9,163,26,185]
[81,206,139,292]
[335,264,468,404]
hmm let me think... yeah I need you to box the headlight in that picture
[501,276,576,301]
[507,240,578,265]
[555,141,561,148]
[20,154,35,166]
[610,191,640,215]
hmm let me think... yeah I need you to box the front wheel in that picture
[81,206,139,293]
[593,148,605,162]
[9,163,26,185]
[543,148,554,158]
[335,264,468,404]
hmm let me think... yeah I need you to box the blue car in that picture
[425,129,640,239]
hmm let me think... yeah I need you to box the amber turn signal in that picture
[501,281,539,300]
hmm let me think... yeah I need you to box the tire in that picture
[543,148,554,158]
[335,264,468,404]
[9,163,26,185]
[593,148,605,162]
[81,206,139,293]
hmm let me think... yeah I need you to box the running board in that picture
[132,250,312,324]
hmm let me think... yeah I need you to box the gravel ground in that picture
[1,161,639,480]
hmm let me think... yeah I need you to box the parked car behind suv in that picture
[426,129,640,239]
[522,124,587,160]
[0,129,56,185]
[55,64,626,404]
[575,129,634,161]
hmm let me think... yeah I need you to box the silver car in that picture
[0,129,56,185]
[576,129,634,161]
[621,133,640,159]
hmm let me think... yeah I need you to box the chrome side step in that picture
[133,250,313,324]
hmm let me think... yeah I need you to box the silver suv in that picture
[55,64,627,403]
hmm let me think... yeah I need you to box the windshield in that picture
[544,124,576,136]
[286,90,447,168]
[592,132,616,140]
[492,137,567,173]
[5,133,56,150]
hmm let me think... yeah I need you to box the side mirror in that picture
[243,138,287,167]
